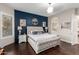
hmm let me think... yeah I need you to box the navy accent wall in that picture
[15,10,48,43]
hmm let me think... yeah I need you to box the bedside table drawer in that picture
[19,35,27,43]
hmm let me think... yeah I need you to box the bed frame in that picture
[27,26,60,54]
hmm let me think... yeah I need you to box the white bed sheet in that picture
[28,33,59,44]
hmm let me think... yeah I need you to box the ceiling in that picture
[5,3,79,17]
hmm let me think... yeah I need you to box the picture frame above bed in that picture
[32,17,38,26]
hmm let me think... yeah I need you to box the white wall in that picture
[0,4,14,48]
[48,9,78,45]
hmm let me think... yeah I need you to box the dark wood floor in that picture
[3,41,79,55]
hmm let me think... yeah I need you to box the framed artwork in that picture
[32,18,38,26]
[20,19,26,27]
[2,14,12,37]
[61,21,71,29]
[51,17,60,31]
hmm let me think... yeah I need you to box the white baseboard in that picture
[60,39,72,44]
[60,39,79,45]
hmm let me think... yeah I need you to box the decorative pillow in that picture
[32,31,38,34]
[32,31,44,35]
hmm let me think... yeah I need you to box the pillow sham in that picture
[32,31,44,35]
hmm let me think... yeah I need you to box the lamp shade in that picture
[42,22,46,27]
[45,27,48,30]
[17,26,22,30]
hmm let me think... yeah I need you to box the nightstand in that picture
[19,34,27,43]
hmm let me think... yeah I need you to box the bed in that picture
[27,26,60,54]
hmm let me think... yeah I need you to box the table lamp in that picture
[17,26,22,35]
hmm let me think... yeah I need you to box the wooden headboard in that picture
[27,26,43,34]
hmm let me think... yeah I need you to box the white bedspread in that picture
[28,33,60,44]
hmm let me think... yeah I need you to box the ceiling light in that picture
[47,3,53,14]
[47,6,53,13]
